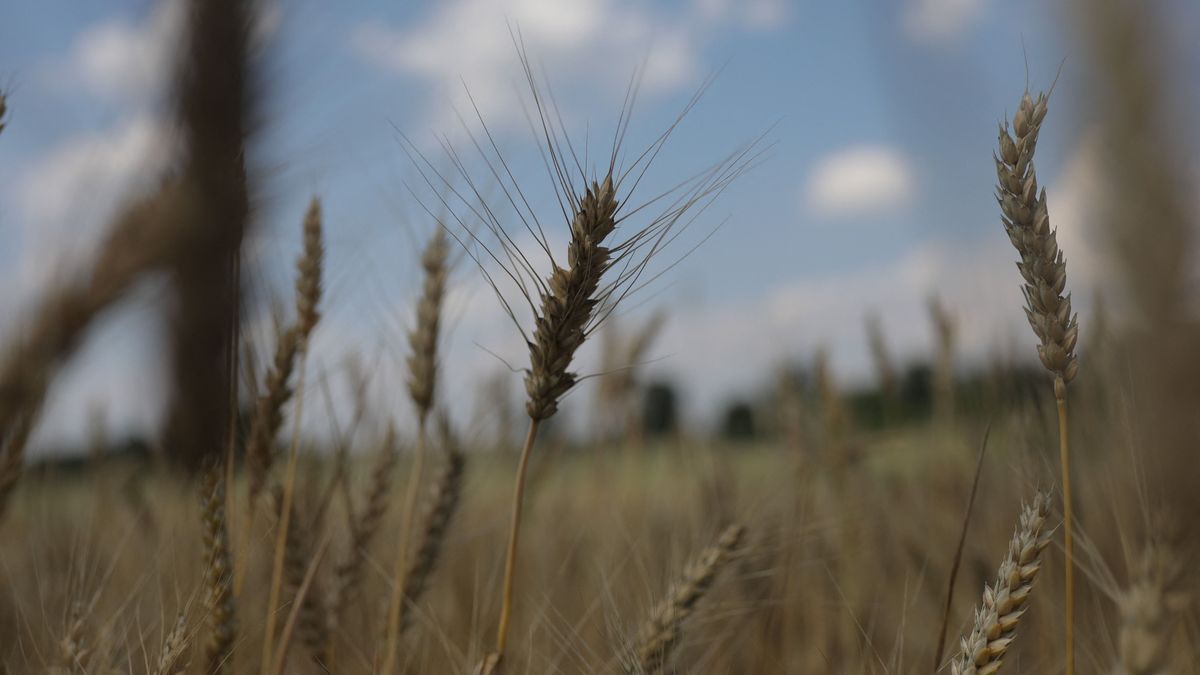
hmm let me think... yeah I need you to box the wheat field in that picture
[0,1,1197,674]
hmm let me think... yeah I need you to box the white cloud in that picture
[903,0,987,44]
[1045,129,1106,291]
[693,0,789,29]
[353,0,781,133]
[13,115,174,297]
[804,145,915,218]
[60,0,185,105]
[51,0,282,106]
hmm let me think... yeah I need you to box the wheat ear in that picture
[57,600,89,674]
[201,463,237,674]
[155,612,190,675]
[246,198,324,503]
[407,225,450,423]
[633,524,746,675]
[996,88,1079,674]
[950,491,1052,675]
[1115,528,1187,675]
[0,90,8,135]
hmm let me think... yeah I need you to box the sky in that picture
[1,0,1198,449]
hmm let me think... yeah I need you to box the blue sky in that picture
[1,0,1198,447]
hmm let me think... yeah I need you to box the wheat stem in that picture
[381,418,428,674]
[1057,390,1074,675]
[491,418,541,666]
[260,351,311,675]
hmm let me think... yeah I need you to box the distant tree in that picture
[900,363,934,421]
[642,381,678,437]
[721,401,756,440]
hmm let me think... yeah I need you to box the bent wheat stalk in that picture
[995,87,1079,674]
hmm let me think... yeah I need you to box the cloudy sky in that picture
[1,0,1198,448]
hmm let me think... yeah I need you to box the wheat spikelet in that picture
[1115,527,1187,675]
[633,524,746,674]
[950,491,1052,675]
[995,91,1079,392]
[295,197,324,341]
[396,420,465,635]
[407,226,449,424]
[246,327,299,501]
[525,174,620,421]
[154,611,190,675]
[201,463,237,674]
[57,600,89,674]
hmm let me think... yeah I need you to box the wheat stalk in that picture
[995,87,1080,674]
[484,173,620,672]
[201,463,237,675]
[259,198,325,675]
[326,429,398,660]
[633,524,746,674]
[396,418,465,636]
[272,488,329,668]
[435,54,757,673]
[950,491,1052,675]
[381,224,453,674]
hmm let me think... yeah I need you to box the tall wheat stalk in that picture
[381,225,449,674]
[411,51,756,672]
[259,197,324,675]
[995,87,1079,674]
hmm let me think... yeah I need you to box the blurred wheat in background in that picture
[0,0,1198,673]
